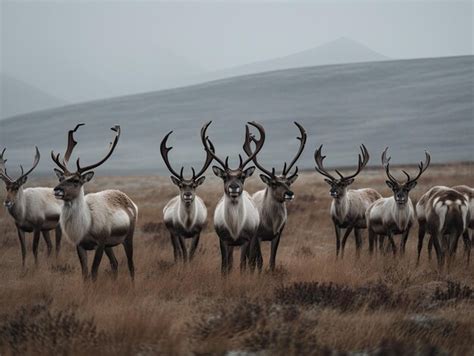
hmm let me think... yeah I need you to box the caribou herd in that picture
[0,122,472,281]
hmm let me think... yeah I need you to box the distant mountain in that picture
[0,56,472,175]
[205,37,389,81]
[0,74,66,118]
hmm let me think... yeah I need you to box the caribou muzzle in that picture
[53,187,65,199]
[284,191,295,201]
[3,200,14,209]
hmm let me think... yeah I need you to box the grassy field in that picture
[0,163,472,355]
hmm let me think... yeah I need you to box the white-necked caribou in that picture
[52,124,138,281]
[0,148,63,266]
[201,121,264,275]
[161,130,214,262]
[366,148,430,256]
[314,144,381,258]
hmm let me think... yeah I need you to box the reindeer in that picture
[0,147,62,266]
[201,121,265,275]
[243,122,306,271]
[416,186,470,267]
[314,144,381,258]
[160,130,214,263]
[51,124,138,281]
[366,148,430,256]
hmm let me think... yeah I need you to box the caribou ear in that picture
[170,176,181,186]
[54,169,65,182]
[81,171,94,183]
[196,176,206,186]
[242,166,255,178]
[16,175,28,186]
[259,174,271,185]
[212,166,225,178]
[343,178,354,186]
[287,174,298,185]
[405,180,417,190]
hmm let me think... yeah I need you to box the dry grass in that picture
[0,163,473,355]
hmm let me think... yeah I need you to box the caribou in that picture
[366,148,430,255]
[0,148,63,266]
[416,186,470,267]
[314,144,381,258]
[243,122,307,271]
[161,130,214,262]
[201,121,264,275]
[51,124,138,281]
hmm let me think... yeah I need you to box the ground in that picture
[0,163,472,355]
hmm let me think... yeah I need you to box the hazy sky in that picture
[1,0,472,103]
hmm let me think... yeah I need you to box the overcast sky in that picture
[1,0,472,103]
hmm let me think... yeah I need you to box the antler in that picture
[282,122,307,176]
[160,131,184,179]
[240,121,265,169]
[0,147,40,183]
[192,139,215,180]
[51,123,85,174]
[242,125,274,177]
[75,126,121,174]
[405,151,431,184]
[336,144,370,180]
[52,124,120,175]
[381,147,399,183]
[314,145,337,180]
[16,147,40,182]
[315,144,369,181]
[201,121,229,169]
[0,148,14,183]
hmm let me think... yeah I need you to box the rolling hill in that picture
[0,74,66,118]
[207,37,389,81]
[0,56,472,176]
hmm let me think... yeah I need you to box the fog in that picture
[1,0,472,107]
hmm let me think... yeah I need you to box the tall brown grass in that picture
[0,163,472,355]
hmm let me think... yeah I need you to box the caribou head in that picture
[314,144,370,199]
[244,122,306,203]
[201,121,265,200]
[0,147,40,209]
[51,124,120,201]
[382,147,430,205]
[160,130,214,205]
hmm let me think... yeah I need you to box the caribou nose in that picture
[284,191,295,201]
[183,192,193,200]
[4,200,13,208]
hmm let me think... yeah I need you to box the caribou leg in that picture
[340,226,354,259]
[334,222,341,258]
[76,245,88,280]
[16,228,27,267]
[169,232,180,263]
[178,235,188,263]
[219,240,228,275]
[123,235,135,281]
[354,228,362,259]
[189,234,201,261]
[270,231,282,271]
[55,226,62,257]
[240,241,249,273]
[42,230,53,257]
[105,247,118,279]
[91,245,105,281]
[417,222,426,265]
[368,228,376,256]
[400,225,411,256]
[32,230,41,264]
[462,229,471,265]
